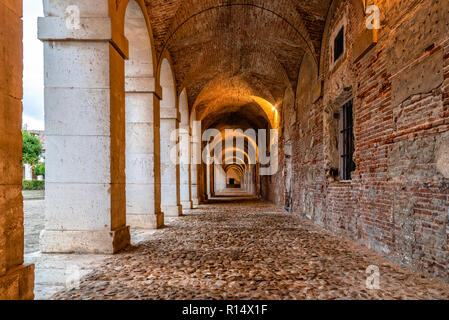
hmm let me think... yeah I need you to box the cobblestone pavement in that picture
[50,197,449,300]
[24,199,45,254]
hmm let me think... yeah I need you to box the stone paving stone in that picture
[51,198,449,300]
[24,199,45,253]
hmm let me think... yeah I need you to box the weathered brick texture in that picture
[266,0,449,281]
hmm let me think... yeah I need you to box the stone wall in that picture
[269,0,449,281]
[0,0,34,299]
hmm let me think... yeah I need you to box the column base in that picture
[181,201,193,210]
[162,205,182,217]
[127,212,164,229]
[0,264,34,300]
[39,226,130,254]
[191,199,199,209]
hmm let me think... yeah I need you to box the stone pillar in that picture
[190,126,201,208]
[24,164,32,180]
[248,166,254,194]
[242,169,247,191]
[125,78,163,228]
[38,0,130,253]
[190,164,199,208]
[247,167,251,192]
[179,125,192,210]
[209,164,215,198]
[160,108,182,216]
[206,161,211,198]
[0,0,35,300]
[202,162,209,201]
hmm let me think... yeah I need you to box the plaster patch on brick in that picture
[392,50,444,108]
[436,134,449,179]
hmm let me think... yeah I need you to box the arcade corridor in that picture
[1,0,449,300]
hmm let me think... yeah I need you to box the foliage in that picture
[34,162,45,176]
[22,180,45,190]
[22,130,43,165]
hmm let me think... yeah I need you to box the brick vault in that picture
[0,0,448,299]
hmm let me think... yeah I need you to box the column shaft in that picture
[38,2,130,253]
[125,79,163,228]
[160,108,182,216]
[179,127,192,210]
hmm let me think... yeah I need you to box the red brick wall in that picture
[267,0,449,281]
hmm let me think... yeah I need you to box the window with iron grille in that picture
[340,99,355,180]
[334,26,344,62]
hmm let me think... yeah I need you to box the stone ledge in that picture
[125,77,162,98]
[160,108,180,121]
[0,264,34,300]
[39,226,130,254]
[38,17,112,41]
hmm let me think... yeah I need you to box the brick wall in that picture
[268,0,449,281]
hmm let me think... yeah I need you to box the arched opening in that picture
[226,166,242,188]
[178,89,192,210]
[159,58,182,216]
[124,0,162,229]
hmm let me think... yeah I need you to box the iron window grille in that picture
[340,99,355,180]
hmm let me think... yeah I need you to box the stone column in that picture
[0,0,35,300]
[206,161,211,198]
[38,0,130,253]
[24,164,32,180]
[179,125,192,210]
[160,108,182,216]
[242,169,247,191]
[209,164,215,198]
[202,162,209,201]
[247,167,251,192]
[190,164,200,208]
[125,77,163,228]
[247,166,254,194]
[190,126,201,208]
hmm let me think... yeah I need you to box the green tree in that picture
[34,162,45,176]
[22,130,43,166]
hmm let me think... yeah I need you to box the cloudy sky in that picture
[23,0,44,130]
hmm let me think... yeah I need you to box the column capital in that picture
[38,17,111,41]
[38,16,129,59]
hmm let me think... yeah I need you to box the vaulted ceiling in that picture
[144,0,331,123]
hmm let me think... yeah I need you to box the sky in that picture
[22,0,44,130]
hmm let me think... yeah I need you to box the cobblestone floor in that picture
[24,197,45,254]
[51,197,449,300]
